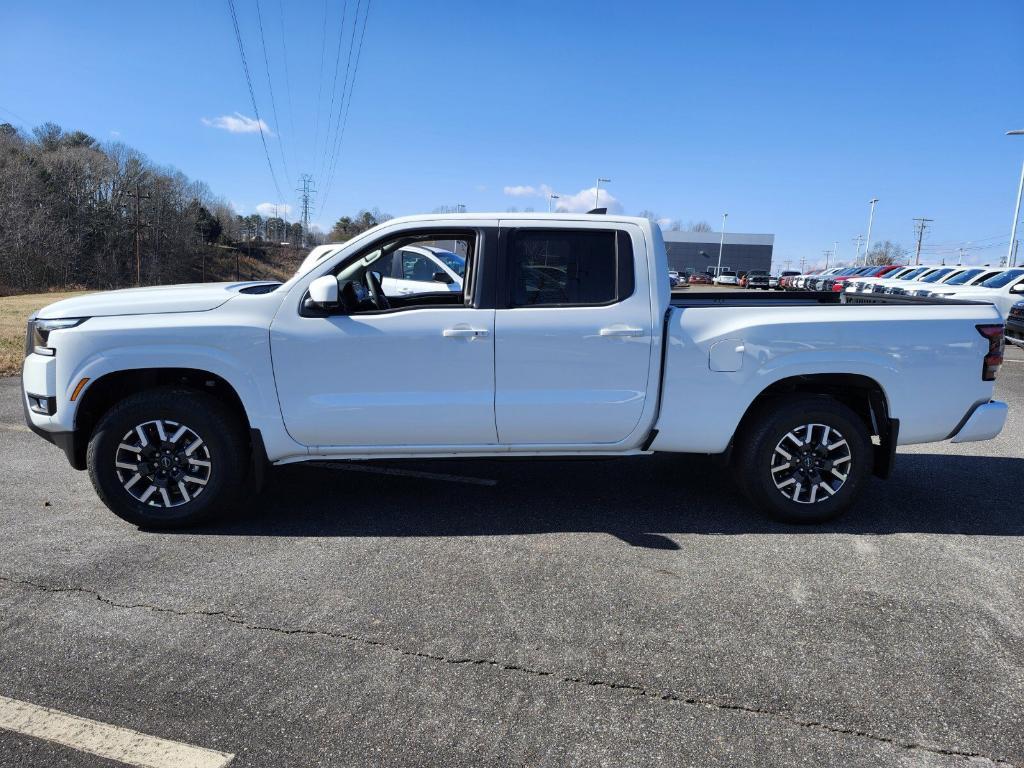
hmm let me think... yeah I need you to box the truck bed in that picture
[670,291,992,308]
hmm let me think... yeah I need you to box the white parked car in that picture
[845,265,941,295]
[926,267,1024,318]
[22,213,1007,529]
[901,267,1006,297]
[713,270,739,285]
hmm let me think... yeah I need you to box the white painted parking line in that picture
[310,461,498,486]
[0,695,234,768]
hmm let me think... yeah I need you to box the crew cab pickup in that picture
[22,213,1009,528]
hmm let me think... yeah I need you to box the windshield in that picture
[897,267,929,281]
[981,268,1024,288]
[433,250,466,277]
[942,268,984,286]
[919,267,955,283]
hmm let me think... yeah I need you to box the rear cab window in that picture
[506,229,634,307]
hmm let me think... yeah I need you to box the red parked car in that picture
[828,264,904,291]
[689,273,713,285]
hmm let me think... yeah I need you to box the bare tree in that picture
[865,240,907,266]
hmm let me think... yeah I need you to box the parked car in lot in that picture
[845,265,942,295]
[743,270,770,289]
[1007,300,1024,345]
[901,267,1006,297]
[825,264,902,292]
[844,265,919,294]
[22,213,1008,529]
[713,270,739,286]
[777,270,801,290]
[925,267,1024,318]
[689,272,713,285]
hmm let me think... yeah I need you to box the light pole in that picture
[715,212,728,277]
[548,194,560,212]
[864,198,878,265]
[833,240,839,266]
[595,178,610,209]
[1006,130,1024,267]
[853,234,864,263]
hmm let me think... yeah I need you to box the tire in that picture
[87,387,248,528]
[734,396,871,523]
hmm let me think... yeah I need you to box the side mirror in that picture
[432,271,454,285]
[309,275,339,307]
[1011,283,1024,294]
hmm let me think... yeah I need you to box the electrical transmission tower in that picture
[912,217,933,265]
[297,174,317,245]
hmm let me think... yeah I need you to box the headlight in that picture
[29,317,88,356]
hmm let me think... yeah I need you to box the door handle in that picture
[442,328,489,338]
[599,327,644,337]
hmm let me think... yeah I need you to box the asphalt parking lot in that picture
[1,348,1023,767]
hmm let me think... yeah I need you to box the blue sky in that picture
[1,0,1022,268]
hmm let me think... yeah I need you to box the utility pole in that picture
[715,213,729,277]
[958,247,965,266]
[296,174,316,246]
[864,198,879,266]
[853,234,864,264]
[548,194,559,212]
[595,178,610,209]
[799,256,806,273]
[125,179,151,286]
[783,259,792,272]
[912,217,933,265]
[833,240,839,266]
[1006,130,1024,267]
[456,203,466,213]
[822,249,833,269]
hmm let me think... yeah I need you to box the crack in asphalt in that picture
[0,574,1017,767]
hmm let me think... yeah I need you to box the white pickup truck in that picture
[22,213,1009,528]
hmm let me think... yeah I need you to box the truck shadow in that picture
[187,453,1024,547]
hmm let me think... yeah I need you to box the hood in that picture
[36,281,278,319]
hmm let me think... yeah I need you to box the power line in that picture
[317,0,352,185]
[321,0,372,211]
[277,0,296,148]
[311,0,329,172]
[225,0,284,202]
[254,0,291,188]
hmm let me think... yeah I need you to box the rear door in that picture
[494,222,655,445]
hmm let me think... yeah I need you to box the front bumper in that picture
[949,401,1009,444]
[1006,315,1024,346]
[22,352,83,469]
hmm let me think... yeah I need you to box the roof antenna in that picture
[587,207,607,215]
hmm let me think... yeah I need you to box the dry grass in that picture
[0,291,89,376]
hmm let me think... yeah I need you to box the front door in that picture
[270,229,497,449]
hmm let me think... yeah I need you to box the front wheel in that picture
[734,396,872,523]
[87,387,248,528]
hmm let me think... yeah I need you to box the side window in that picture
[509,229,633,307]
[401,251,439,281]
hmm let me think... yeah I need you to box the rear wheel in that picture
[735,396,871,523]
[87,387,248,528]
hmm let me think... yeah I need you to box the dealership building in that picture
[662,230,774,276]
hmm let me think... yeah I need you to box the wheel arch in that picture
[735,373,898,479]
[70,368,253,470]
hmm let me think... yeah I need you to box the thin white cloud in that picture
[255,202,293,218]
[504,182,621,213]
[552,187,623,214]
[201,112,272,135]
[109,130,121,138]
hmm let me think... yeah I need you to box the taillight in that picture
[977,324,1005,381]
[831,282,844,292]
